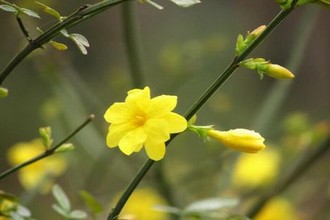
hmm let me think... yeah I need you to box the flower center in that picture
[133,113,147,127]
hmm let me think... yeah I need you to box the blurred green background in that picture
[0,0,329,219]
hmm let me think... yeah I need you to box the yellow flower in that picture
[104,86,187,161]
[111,188,169,220]
[265,64,295,79]
[7,139,67,192]
[207,128,266,153]
[231,150,280,189]
[255,197,298,220]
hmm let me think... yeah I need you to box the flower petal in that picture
[144,118,170,142]
[163,112,187,133]
[106,123,135,148]
[125,86,151,110]
[144,138,166,161]
[118,127,147,155]
[104,102,132,124]
[148,95,177,117]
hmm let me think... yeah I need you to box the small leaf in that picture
[0,86,8,98]
[154,205,181,215]
[141,0,164,10]
[55,143,75,153]
[170,0,201,7]
[15,205,31,217]
[52,185,71,212]
[35,1,62,21]
[79,191,103,214]
[70,33,89,47]
[0,4,17,13]
[60,29,70,37]
[50,41,68,51]
[184,198,239,214]
[69,33,90,55]
[39,126,53,149]
[68,210,88,219]
[52,204,69,217]
[20,8,40,18]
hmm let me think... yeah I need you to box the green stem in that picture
[0,114,95,180]
[107,3,298,219]
[184,2,297,120]
[247,136,330,217]
[121,1,145,87]
[0,0,131,85]
[16,15,33,43]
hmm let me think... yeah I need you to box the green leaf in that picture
[153,205,181,215]
[35,1,62,21]
[184,198,239,214]
[235,34,245,56]
[20,8,40,18]
[52,185,71,212]
[60,29,70,37]
[170,0,201,7]
[0,4,17,13]
[39,127,53,149]
[15,205,31,217]
[69,33,90,55]
[55,143,75,153]
[0,86,8,98]
[50,41,68,51]
[141,0,164,10]
[68,210,87,219]
[79,191,103,214]
[52,204,69,217]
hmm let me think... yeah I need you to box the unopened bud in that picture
[207,129,266,153]
[265,64,295,79]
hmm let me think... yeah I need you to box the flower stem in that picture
[0,0,131,85]
[106,3,299,219]
[0,114,95,180]
[247,135,330,218]
[121,1,145,88]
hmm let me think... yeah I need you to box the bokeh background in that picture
[0,0,329,219]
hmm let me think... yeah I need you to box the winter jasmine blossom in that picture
[104,86,187,161]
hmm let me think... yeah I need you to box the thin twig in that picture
[122,1,145,87]
[0,114,95,180]
[0,0,132,85]
[16,15,33,43]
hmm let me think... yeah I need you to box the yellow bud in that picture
[265,64,295,79]
[207,129,266,153]
[249,25,267,38]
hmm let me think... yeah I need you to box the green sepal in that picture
[39,126,53,149]
[188,124,213,139]
[235,34,245,56]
